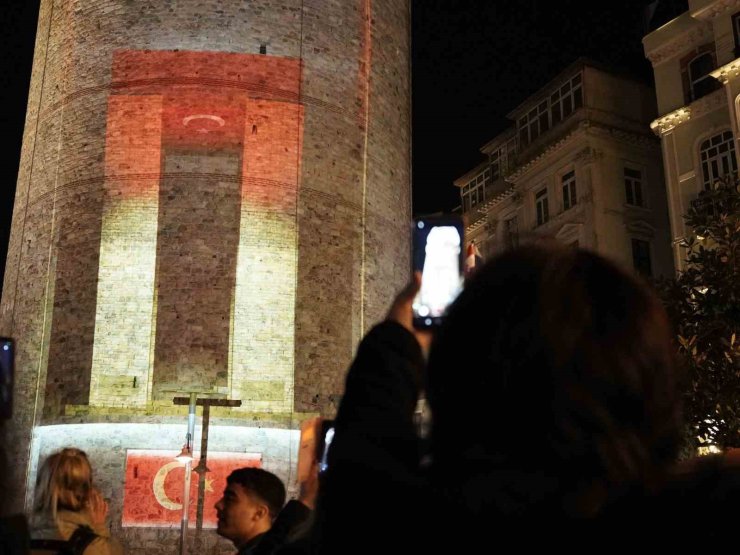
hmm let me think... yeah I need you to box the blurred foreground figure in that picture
[30,448,123,554]
[313,245,740,552]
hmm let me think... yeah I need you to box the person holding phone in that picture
[311,243,740,553]
[411,216,464,328]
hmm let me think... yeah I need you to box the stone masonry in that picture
[0,1,410,552]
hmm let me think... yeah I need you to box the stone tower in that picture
[0,0,410,550]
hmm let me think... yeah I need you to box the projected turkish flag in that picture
[122,449,262,528]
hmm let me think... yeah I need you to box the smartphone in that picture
[0,338,13,420]
[297,417,336,478]
[317,419,335,474]
[412,215,464,329]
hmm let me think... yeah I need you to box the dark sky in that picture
[0,1,688,296]
[411,0,688,214]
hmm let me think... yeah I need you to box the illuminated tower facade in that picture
[0,0,409,550]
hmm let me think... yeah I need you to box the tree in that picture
[656,176,740,452]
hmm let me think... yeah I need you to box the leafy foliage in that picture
[655,176,740,450]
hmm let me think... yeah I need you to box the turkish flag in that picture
[122,449,262,528]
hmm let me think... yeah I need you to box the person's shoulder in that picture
[85,534,125,555]
[55,512,124,555]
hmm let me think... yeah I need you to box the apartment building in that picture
[456,59,673,278]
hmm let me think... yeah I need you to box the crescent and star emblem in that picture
[152,461,215,511]
[182,114,226,134]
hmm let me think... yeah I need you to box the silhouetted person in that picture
[314,245,740,552]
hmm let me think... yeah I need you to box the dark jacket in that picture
[30,510,124,555]
[240,500,311,555]
[313,321,740,552]
[313,322,428,553]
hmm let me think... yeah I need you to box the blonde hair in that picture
[33,448,93,520]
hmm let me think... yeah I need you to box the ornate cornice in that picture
[463,184,519,234]
[650,88,725,136]
[510,122,656,180]
[692,87,727,115]
[710,58,740,83]
[465,211,487,234]
[479,184,517,213]
[645,25,711,65]
[507,126,585,181]
[691,0,740,21]
[573,146,597,164]
[651,107,692,136]
[591,125,661,149]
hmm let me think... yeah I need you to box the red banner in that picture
[122,449,262,528]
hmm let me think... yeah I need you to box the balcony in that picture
[462,179,518,235]
[463,178,516,215]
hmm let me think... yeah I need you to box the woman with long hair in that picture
[31,448,123,554]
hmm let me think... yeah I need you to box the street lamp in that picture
[176,393,197,555]
[175,443,193,464]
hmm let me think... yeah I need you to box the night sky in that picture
[412,0,688,214]
[0,1,688,296]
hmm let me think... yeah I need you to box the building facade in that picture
[644,0,740,270]
[0,1,410,552]
[456,60,674,279]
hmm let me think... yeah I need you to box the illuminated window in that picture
[550,73,583,126]
[461,168,492,212]
[624,168,644,207]
[535,188,549,227]
[519,100,549,146]
[631,238,652,277]
[489,137,518,180]
[518,73,583,148]
[561,170,577,211]
[700,131,737,189]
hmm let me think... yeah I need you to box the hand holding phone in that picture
[386,273,433,354]
[411,216,464,329]
[317,419,335,474]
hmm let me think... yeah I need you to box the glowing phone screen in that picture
[412,220,463,327]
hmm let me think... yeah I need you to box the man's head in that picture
[215,467,286,548]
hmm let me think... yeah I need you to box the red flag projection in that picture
[122,449,262,528]
[90,49,303,410]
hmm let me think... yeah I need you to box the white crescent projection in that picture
[152,461,184,511]
[182,114,225,127]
